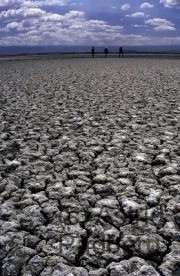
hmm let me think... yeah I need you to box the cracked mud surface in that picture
[0,57,180,276]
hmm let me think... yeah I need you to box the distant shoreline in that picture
[0,52,180,61]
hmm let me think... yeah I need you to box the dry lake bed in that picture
[0,57,180,276]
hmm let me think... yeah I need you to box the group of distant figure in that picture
[91,47,123,58]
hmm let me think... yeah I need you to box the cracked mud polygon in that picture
[0,57,180,276]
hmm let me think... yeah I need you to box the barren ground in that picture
[0,57,180,276]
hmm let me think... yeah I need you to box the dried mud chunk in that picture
[36,224,64,240]
[63,223,87,238]
[20,206,46,231]
[61,236,85,263]
[134,234,167,257]
[0,133,10,140]
[107,257,160,276]
[5,159,21,169]
[69,211,86,224]
[120,234,137,249]
[120,222,157,237]
[43,235,82,264]
[159,221,180,241]
[70,267,89,276]
[50,210,68,225]
[1,246,37,276]
[90,206,127,228]
[117,169,135,180]
[40,267,53,276]
[136,178,160,194]
[75,179,90,192]
[41,205,59,220]
[0,179,7,193]
[68,170,91,179]
[138,207,165,228]
[158,166,177,178]
[16,198,38,209]
[145,188,163,207]
[169,184,180,198]
[93,174,107,184]
[0,221,20,233]
[46,255,68,267]
[93,183,112,194]
[165,197,178,214]
[133,153,150,163]
[121,184,140,196]
[173,146,180,156]
[41,263,70,276]
[81,191,100,207]
[80,237,125,268]
[159,175,180,188]
[143,137,161,146]
[48,264,89,276]
[32,192,49,205]
[0,200,15,220]
[174,203,180,213]
[152,154,168,165]
[3,181,19,194]
[22,255,47,275]
[89,223,120,243]
[120,197,140,217]
[89,268,107,276]
[158,241,180,276]
[60,197,86,212]
[46,182,75,199]
[95,197,119,209]
[118,177,132,186]
[24,234,41,249]
[27,181,46,193]
[0,160,5,172]
[0,236,10,264]
[32,160,53,171]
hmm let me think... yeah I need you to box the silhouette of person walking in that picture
[104,47,108,58]
[119,47,123,58]
[91,47,95,58]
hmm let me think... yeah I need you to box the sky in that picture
[0,0,180,46]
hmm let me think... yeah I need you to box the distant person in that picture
[119,47,123,58]
[104,47,108,58]
[91,47,95,58]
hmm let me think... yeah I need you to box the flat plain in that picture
[0,57,180,276]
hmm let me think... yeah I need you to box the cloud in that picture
[132,24,143,27]
[145,18,176,31]
[0,5,155,47]
[154,25,176,31]
[163,36,180,44]
[0,7,85,21]
[0,0,70,8]
[0,0,179,46]
[126,12,145,17]
[160,0,180,8]
[121,4,131,10]
[3,8,47,19]
[140,2,154,8]
[23,0,70,7]
[0,31,153,46]
[0,0,21,7]
[145,18,174,26]
[6,21,20,28]
[1,26,180,46]
[0,8,125,45]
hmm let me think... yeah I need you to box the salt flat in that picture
[0,57,180,276]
